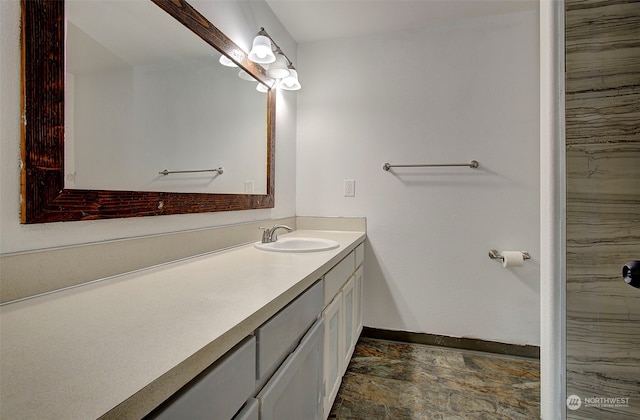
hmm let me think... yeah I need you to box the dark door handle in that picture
[623,261,640,289]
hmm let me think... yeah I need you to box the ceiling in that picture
[265,0,537,44]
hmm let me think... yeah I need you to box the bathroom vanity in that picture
[0,229,365,419]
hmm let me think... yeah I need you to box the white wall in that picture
[297,8,540,345]
[0,0,297,254]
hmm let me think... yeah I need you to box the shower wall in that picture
[565,0,640,418]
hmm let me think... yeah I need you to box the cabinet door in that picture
[257,319,324,420]
[322,293,343,417]
[355,265,364,336]
[341,276,356,374]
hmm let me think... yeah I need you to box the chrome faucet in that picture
[260,224,293,243]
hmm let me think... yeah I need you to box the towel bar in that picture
[159,167,224,176]
[382,160,478,171]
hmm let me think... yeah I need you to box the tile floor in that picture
[329,338,540,419]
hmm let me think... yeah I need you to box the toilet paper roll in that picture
[502,251,524,268]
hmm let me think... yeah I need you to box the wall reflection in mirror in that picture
[65,0,267,195]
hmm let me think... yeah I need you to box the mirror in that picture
[65,1,268,194]
[20,0,275,223]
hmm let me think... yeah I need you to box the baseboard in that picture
[361,327,540,359]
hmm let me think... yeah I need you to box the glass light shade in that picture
[265,55,290,79]
[256,83,269,93]
[238,69,255,81]
[248,35,276,64]
[218,55,238,67]
[280,69,301,91]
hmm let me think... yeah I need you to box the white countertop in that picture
[0,230,365,420]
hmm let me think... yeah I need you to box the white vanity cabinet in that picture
[146,240,364,420]
[1,229,367,420]
[321,242,365,419]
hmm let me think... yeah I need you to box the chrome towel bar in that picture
[159,167,224,176]
[382,160,478,171]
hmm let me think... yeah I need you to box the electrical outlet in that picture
[244,181,254,194]
[344,179,355,197]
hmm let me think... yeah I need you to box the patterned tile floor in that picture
[329,338,540,419]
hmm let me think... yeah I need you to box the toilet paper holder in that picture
[488,249,530,262]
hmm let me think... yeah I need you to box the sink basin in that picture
[254,237,340,253]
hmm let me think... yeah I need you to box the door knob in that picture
[623,261,640,289]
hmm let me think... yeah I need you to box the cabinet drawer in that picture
[324,251,355,306]
[256,281,322,382]
[149,336,256,420]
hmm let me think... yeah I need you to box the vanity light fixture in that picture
[280,68,301,91]
[248,34,276,64]
[265,54,290,79]
[249,27,302,91]
[237,66,272,93]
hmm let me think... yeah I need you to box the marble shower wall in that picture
[565,0,640,418]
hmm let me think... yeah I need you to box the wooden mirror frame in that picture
[20,0,275,223]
